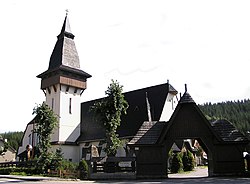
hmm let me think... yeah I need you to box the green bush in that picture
[0,167,13,175]
[0,167,39,175]
[79,160,89,180]
[59,160,78,172]
[182,150,195,171]
[170,153,183,173]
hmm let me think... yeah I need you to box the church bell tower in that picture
[37,13,91,143]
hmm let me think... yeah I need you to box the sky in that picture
[1,0,250,133]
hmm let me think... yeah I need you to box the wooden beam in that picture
[42,89,46,96]
[74,88,78,94]
[53,85,57,92]
[66,86,70,93]
[47,87,51,94]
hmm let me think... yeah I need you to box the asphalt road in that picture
[1,177,250,184]
[0,167,250,184]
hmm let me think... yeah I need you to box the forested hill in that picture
[198,99,250,135]
[0,131,23,152]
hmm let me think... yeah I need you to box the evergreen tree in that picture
[50,147,64,170]
[199,99,250,134]
[0,131,23,151]
[182,150,195,171]
[170,153,183,173]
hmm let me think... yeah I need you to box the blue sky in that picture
[1,0,250,133]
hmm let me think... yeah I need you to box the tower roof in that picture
[58,14,74,39]
[179,92,195,104]
[37,14,91,80]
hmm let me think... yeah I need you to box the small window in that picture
[28,134,32,145]
[52,98,54,110]
[69,98,72,114]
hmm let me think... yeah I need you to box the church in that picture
[17,14,178,162]
[17,14,249,177]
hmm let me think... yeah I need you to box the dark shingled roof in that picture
[77,83,177,142]
[129,91,249,146]
[179,92,195,104]
[128,121,166,145]
[211,119,248,142]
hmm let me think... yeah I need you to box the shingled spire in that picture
[37,13,91,91]
[48,14,80,70]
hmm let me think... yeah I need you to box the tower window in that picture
[52,98,54,110]
[69,98,72,114]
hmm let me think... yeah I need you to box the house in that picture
[17,14,178,162]
[0,138,16,162]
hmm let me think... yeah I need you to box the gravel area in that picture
[168,166,208,178]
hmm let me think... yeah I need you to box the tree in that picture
[171,152,183,173]
[199,99,250,134]
[33,102,58,172]
[50,147,64,170]
[0,132,23,151]
[182,150,195,171]
[92,80,129,156]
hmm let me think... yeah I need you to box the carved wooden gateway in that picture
[128,91,249,178]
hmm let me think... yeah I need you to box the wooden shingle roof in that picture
[37,15,91,80]
[129,91,249,147]
[211,119,248,142]
[128,121,166,145]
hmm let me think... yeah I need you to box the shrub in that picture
[182,150,195,171]
[0,167,13,175]
[50,148,64,170]
[79,160,89,180]
[170,153,183,173]
[0,167,39,175]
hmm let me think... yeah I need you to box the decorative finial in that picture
[65,9,69,16]
[185,84,187,92]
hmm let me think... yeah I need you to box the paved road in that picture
[0,178,25,183]
[1,177,250,184]
[1,167,250,184]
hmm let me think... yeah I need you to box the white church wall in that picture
[17,123,34,157]
[46,84,60,142]
[52,145,80,163]
[59,85,81,142]
[160,92,177,121]
[45,84,81,143]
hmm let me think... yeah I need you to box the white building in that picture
[0,138,16,162]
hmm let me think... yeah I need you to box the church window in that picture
[28,134,32,145]
[69,98,72,114]
[52,98,54,110]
